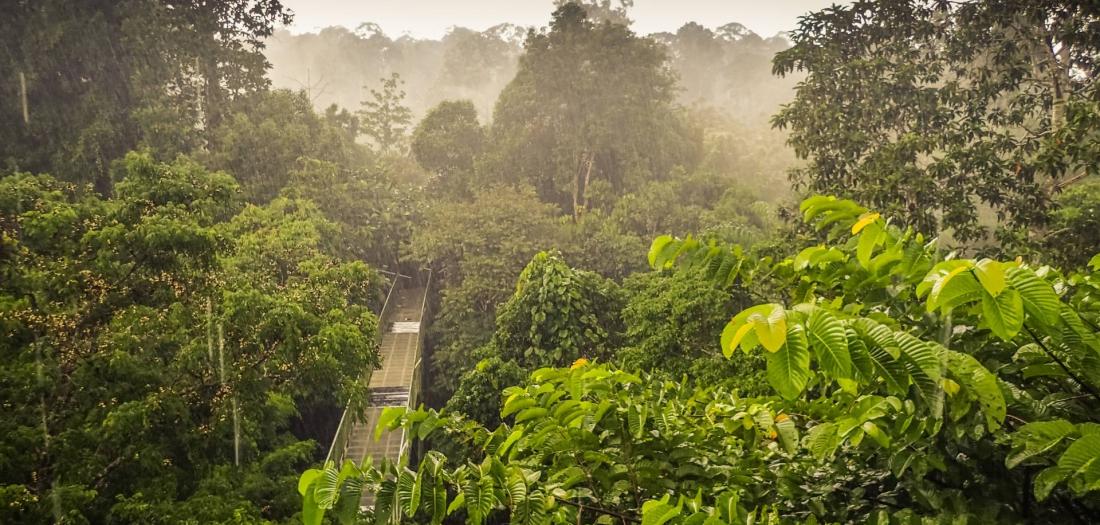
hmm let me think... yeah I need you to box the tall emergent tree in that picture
[486,2,701,214]
[359,73,414,154]
[773,0,1100,242]
[411,100,486,198]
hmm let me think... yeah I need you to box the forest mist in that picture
[264,20,798,127]
[262,13,802,202]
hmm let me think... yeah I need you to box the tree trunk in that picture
[202,55,222,147]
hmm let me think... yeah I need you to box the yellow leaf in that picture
[927,264,972,312]
[974,258,1006,296]
[942,378,960,396]
[727,323,755,357]
[754,305,788,353]
[851,212,881,235]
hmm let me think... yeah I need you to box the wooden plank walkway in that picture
[340,286,425,508]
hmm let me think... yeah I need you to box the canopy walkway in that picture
[325,272,430,508]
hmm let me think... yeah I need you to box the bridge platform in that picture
[326,284,428,508]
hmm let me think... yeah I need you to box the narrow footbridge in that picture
[324,272,430,507]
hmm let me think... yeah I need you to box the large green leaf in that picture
[974,258,1006,296]
[1007,266,1061,326]
[1032,433,1100,499]
[373,479,397,525]
[861,344,909,395]
[806,308,851,380]
[429,479,447,525]
[1059,306,1100,352]
[852,319,908,394]
[641,497,682,525]
[775,414,799,454]
[302,484,323,525]
[397,469,417,517]
[334,475,366,525]
[754,304,788,353]
[375,406,407,441]
[720,318,756,358]
[648,235,674,268]
[852,211,881,235]
[299,469,323,496]
[927,265,982,313]
[895,332,942,383]
[896,332,943,417]
[846,327,875,381]
[313,465,341,509]
[721,303,784,355]
[807,422,840,459]
[463,472,496,525]
[1008,419,1077,469]
[982,288,1024,340]
[1057,433,1100,479]
[505,469,527,514]
[715,491,742,522]
[854,318,900,359]
[497,427,525,458]
[1034,465,1068,501]
[766,324,811,400]
[947,351,1006,430]
[856,220,884,269]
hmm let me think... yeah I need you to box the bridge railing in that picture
[324,272,402,466]
[398,269,431,464]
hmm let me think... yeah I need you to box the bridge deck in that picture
[341,286,425,507]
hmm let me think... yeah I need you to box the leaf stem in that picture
[1023,325,1100,404]
[556,498,640,524]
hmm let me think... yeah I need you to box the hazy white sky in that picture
[279,0,844,38]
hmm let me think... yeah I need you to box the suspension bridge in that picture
[324,270,430,507]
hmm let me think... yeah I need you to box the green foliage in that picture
[0,153,382,522]
[409,186,565,401]
[492,251,624,367]
[411,100,486,198]
[282,158,419,269]
[302,364,825,524]
[1045,177,1100,269]
[618,270,764,390]
[445,356,528,428]
[609,172,776,245]
[204,89,369,203]
[304,192,1100,523]
[444,251,623,425]
[773,0,1100,242]
[0,0,291,192]
[219,196,384,405]
[484,3,700,211]
[653,193,1100,517]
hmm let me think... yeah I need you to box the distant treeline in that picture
[264,20,798,126]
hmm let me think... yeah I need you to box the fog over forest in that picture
[264,19,797,126]
[263,12,802,201]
